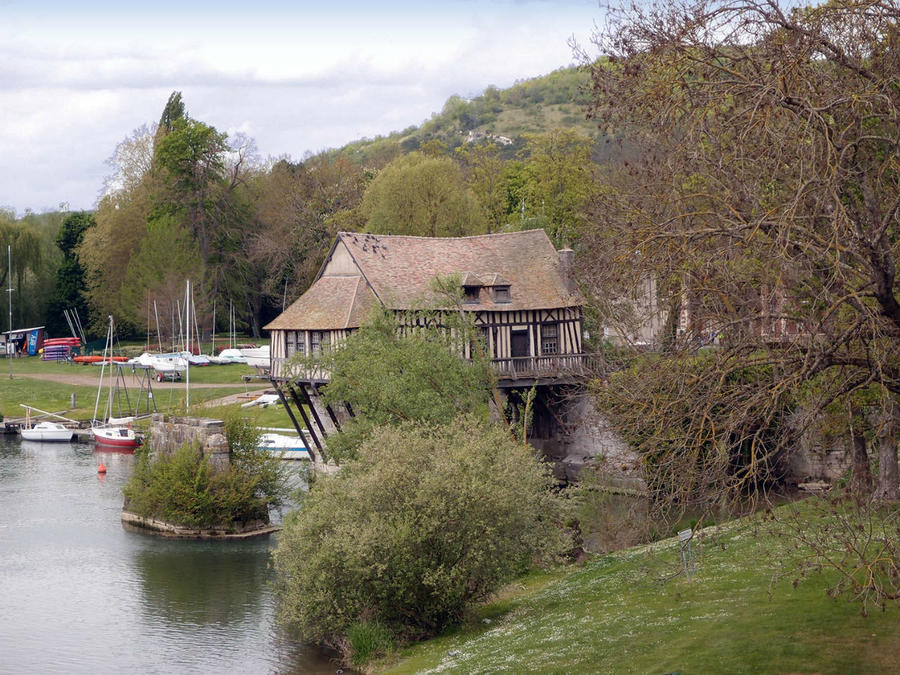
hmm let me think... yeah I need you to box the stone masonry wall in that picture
[149,414,230,470]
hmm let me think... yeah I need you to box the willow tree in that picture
[360,152,485,237]
[579,0,900,503]
[0,213,45,328]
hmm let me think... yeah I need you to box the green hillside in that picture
[382,500,900,674]
[333,67,598,165]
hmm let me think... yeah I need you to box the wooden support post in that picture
[271,380,311,458]
[287,383,323,458]
[312,383,342,431]
[301,384,332,435]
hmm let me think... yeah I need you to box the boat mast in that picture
[154,300,162,351]
[185,280,191,412]
[7,244,13,380]
[92,316,112,426]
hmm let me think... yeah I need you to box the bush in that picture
[273,417,568,656]
[123,418,287,529]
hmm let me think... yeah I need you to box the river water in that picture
[0,434,337,674]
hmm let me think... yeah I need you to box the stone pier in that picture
[148,414,230,470]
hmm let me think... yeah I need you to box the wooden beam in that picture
[311,383,341,431]
[297,385,331,438]
[287,383,322,460]
[271,379,306,438]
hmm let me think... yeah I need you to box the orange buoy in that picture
[98,463,107,474]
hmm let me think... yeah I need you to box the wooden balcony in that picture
[491,353,603,385]
[272,352,603,386]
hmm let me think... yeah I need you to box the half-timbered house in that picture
[264,229,594,459]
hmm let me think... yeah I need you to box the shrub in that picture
[273,417,568,656]
[123,418,287,529]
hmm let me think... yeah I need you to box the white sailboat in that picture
[18,405,76,442]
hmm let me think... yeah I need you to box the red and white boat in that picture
[92,425,141,450]
[91,316,142,453]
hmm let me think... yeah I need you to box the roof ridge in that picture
[337,229,548,242]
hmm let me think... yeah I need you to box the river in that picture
[0,434,338,674]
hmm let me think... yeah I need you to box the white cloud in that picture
[0,0,600,213]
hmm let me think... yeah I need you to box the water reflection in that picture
[133,542,269,625]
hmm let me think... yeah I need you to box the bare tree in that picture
[578,0,900,505]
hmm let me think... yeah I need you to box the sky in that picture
[0,0,601,215]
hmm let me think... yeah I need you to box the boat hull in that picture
[20,424,74,442]
[258,433,309,460]
[92,427,142,450]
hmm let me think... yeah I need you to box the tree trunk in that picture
[850,432,873,497]
[876,407,899,501]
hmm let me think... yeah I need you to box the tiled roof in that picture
[337,229,584,311]
[264,276,377,330]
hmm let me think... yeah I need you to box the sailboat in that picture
[91,316,141,451]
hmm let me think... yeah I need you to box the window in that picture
[286,331,296,356]
[310,331,330,355]
[541,323,559,355]
[463,286,480,304]
[493,286,511,303]
[297,332,306,355]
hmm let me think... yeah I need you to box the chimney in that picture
[558,248,576,294]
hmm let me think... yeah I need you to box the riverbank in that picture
[381,501,900,673]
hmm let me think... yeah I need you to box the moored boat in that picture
[20,421,74,442]
[258,432,309,460]
[92,425,142,450]
[91,316,143,453]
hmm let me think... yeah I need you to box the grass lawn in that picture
[1,356,264,422]
[383,503,900,674]
[0,375,100,421]
[6,355,259,384]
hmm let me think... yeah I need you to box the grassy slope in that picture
[385,506,900,674]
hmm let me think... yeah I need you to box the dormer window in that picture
[463,286,480,304]
[493,285,511,303]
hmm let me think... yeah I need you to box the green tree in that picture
[118,214,203,335]
[296,308,492,461]
[247,156,368,316]
[274,417,566,658]
[81,125,160,335]
[46,211,94,336]
[153,116,229,262]
[157,91,185,136]
[0,212,46,329]
[455,142,508,233]
[580,0,900,502]
[517,129,596,245]
[360,152,486,237]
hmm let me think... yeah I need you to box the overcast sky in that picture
[0,0,600,215]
